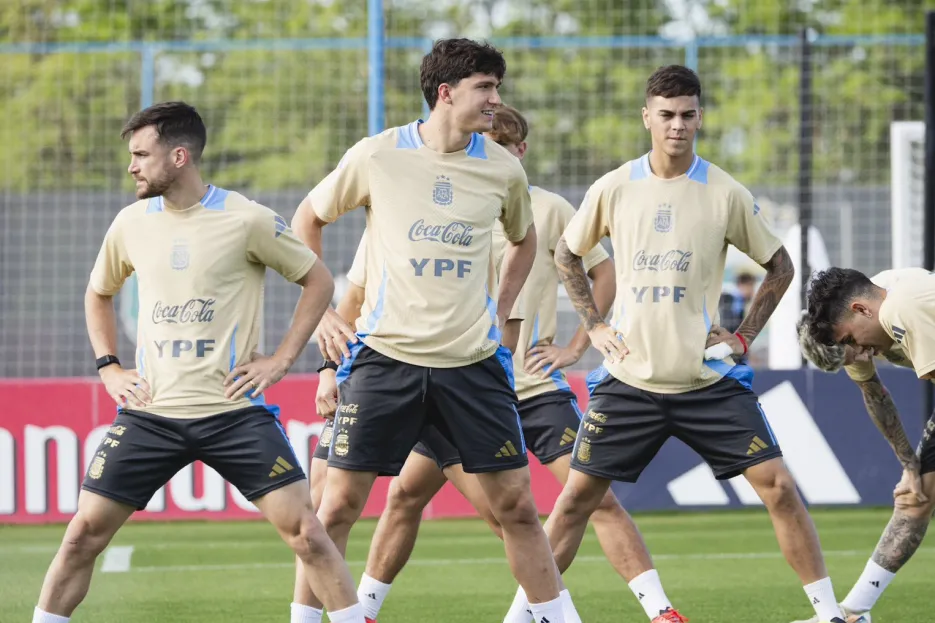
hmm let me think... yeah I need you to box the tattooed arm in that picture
[871,507,931,572]
[555,236,627,361]
[856,373,920,471]
[734,245,795,346]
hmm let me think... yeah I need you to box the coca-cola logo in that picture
[632,249,692,272]
[408,219,474,247]
[152,298,216,324]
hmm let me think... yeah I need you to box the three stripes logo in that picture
[559,427,577,446]
[268,456,295,478]
[892,325,906,344]
[495,441,520,458]
[746,435,769,456]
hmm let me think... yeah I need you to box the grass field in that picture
[1,508,930,622]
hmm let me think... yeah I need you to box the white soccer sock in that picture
[503,586,533,623]
[328,603,365,623]
[32,608,69,623]
[559,589,582,623]
[357,573,392,620]
[627,569,673,620]
[804,577,845,622]
[290,602,323,623]
[840,559,896,613]
[529,596,565,623]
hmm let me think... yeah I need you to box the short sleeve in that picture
[563,178,611,257]
[347,233,367,288]
[89,211,134,295]
[725,186,783,265]
[553,194,609,273]
[307,139,372,223]
[499,164,534,243]
[879,292,935,378]
[245,205,318,283]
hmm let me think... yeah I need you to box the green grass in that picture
[1,508,930,622]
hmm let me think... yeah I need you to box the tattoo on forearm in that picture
[555,237,603,331]
[736,246,794,345]
[859,375,918,468]
[871,510,931,572]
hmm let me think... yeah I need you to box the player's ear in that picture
[437,83,453,107]
[851,301,872,317]
[641,106,650,130]
[171,146,188,169]
[516,141,528,159]
[697,107,704,130]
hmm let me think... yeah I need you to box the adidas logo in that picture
[366,592,376,600]
[893,325,906,344]
[495,441,519,458]
[638,592,645,600]
[812,597,820,605]
[268,456,295,478]
[560,427,576,446]
[539,618,550,623]
[746,435,769,456]
[870,580,880,587]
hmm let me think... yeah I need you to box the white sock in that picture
[328,603,365,623]
[503,586,533,623]
[290,602,323,623]
[804,577,845,622]
[559,589,582,623]
[529,596,565,623]
[357,573,392,619]
[628,569,673,619]
[32,608,70,623]
[841,559,896,613]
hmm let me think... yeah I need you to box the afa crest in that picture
[576,438,592,464]
[87,454,106,480]
[334,431,350,457]
[433,175,453,206]
[654,203,673,233]
[170,238,190,271]
[319,425,334,449]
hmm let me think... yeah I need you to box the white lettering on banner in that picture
[25,425,79,515]
[0,428,13,514]
[666,381,861,506]
[170,464,228,512]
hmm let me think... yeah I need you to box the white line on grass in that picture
[101,545,134,573]
[130,547,935,574]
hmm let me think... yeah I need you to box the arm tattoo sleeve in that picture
[555,237,604,332]
[871,510,930,572]
[858,373,919,470]
[736,246,794,345]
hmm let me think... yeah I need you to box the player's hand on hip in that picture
[100,366,151,409]
[224,352,289,400]
[894,465,928,504]
[525,344,579,378]
[316,369,338,420]
[316,308,357,364]
[588,323,628,363]
[704,325,745,357]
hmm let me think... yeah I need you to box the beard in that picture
[135,171,174,199]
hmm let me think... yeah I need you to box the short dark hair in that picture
[646,65,702,102]
[489,105,528,145]
[121,101,207,162]
[420,38,506,110]
[805,267,877,345]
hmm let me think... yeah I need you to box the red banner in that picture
[0,374,588,524]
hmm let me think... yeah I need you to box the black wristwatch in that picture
[317,359,339,373]
[95,354,120,370]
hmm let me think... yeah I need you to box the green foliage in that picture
[0,0,926,192]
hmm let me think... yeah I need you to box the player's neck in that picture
[419,113,473,154]
[647,148,695,179]
[161,174,210,212]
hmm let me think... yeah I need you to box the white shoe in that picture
[791,606,871,623]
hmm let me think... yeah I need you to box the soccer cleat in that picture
[790,606,871,623]
[365,619,377,623]
[652,607,688,623]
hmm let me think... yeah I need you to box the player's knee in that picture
[489,489,541,529]
[554,479,604,522]
[385,477,430,517]
[756,468,801,513]
[59,513,113,563]
[318,487,367,533]
[287,514,334,562]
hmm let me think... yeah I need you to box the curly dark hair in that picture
[805,267,876,346]
[420,38,506,110]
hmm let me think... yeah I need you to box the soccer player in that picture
[31,102,365,623]
[290,39,566,623]
[793,266,935,623]
[545,64,849,623]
